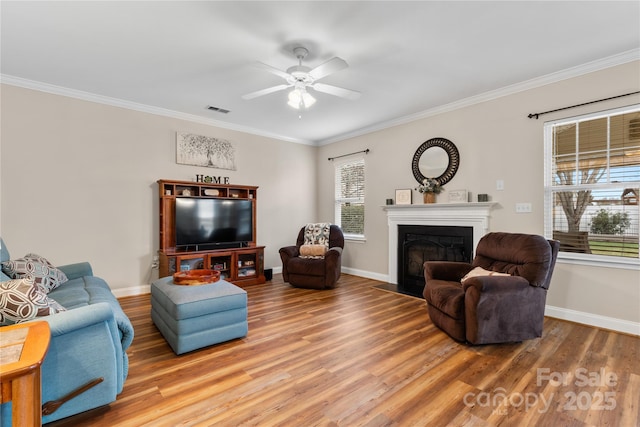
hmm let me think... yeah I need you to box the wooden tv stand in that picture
[157,179,266,285]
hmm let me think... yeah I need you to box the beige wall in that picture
[2,61,639,330]
[0,85,317,294]
[317,61,640,328]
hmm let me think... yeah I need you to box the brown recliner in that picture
[423,232,560,345]
[279,225,344,289]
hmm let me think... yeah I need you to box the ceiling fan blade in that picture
[308,57,348,80]
[312,83,361,100]
[254,62,291,80]
[242,84,290,100]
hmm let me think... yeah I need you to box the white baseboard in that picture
[113,285,150,298]
[544,305,639,336]
[341,267,389,283]
[339,269,640,336]
[269,266,387,282]
[111,271,639,337]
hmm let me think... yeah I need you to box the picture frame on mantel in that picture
[395,189,412,205]
[448,189,468,203]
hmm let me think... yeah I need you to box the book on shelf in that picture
[212,262,227,271]
[239,268,256,277]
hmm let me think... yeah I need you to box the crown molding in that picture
[2,48,638,148]
[318,49,640,146]
[0,75,315,146]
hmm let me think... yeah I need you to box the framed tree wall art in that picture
[176,132,237,171]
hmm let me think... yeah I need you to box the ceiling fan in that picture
[242,47,361,109]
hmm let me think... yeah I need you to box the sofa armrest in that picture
[36,302,112,336]
[279,245,299,259]
[23,302,126,423]
[278,246,300,282]
[326,246,343,258]
[324,247,343,289]
[462,275,546,344]
[57,262,93,280]
[424,261,473,282]
[461,275,530,293]
[35,302,127,390]
[324,247,343,269]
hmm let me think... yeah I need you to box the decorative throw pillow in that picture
[299,244,328,259]
[461,266,511,284]
[303,223,331,246]
[1,253,69,293]
[0,277,66,326]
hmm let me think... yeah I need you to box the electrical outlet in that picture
[515,203,532,213]
[151,255,160,269]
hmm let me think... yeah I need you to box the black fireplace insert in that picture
[397,225,473,297]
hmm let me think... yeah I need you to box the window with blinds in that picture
[335,158,365,237]
[544,105,640,263]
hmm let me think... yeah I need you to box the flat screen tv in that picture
[175,197,253,249]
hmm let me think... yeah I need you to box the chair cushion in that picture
[287,256,326,276]
[424,280,465,320]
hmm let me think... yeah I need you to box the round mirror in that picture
[412,137,460,186]
[419,146,449,178]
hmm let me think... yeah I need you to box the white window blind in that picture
[335,157,365,237]
[544,104,640,264]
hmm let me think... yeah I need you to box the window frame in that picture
[334,155,366,242]
[543,104,640,270]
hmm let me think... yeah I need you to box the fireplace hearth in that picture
[397,225,473,297]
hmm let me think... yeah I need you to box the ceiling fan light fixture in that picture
[287,87,315,109]
[244,46,357,107]
[302,91,316,108]
[287,89,301,109]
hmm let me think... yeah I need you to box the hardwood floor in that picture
[48,274,639,427]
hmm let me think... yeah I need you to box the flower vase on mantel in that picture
[416,178,442,204]
[423,192,436,204]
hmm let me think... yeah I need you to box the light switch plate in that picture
[515,203,532,213]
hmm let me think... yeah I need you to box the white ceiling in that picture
[2,1,639,145]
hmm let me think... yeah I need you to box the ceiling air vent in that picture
[206,105,230,114]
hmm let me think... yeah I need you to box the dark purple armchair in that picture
[423,232,559,345]
[279,225,344,289]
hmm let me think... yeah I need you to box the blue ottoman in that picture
[151,277,248,355]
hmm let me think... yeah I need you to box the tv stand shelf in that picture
[158,247,265,285]
[157,179,265,286]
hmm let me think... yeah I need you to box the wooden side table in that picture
[0,321,51,427]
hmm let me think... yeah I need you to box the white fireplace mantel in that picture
[383,202,497,284]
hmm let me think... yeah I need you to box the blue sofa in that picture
[0,239,134,424]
